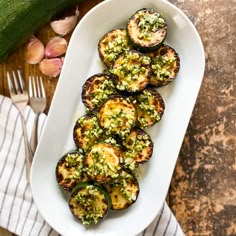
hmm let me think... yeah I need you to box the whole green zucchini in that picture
[0,0,83,63]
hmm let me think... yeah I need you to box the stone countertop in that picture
[0,0,235,235]
[169,0,236,235]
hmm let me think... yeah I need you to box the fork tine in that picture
[36,77,41,97]
[32,76,37,97]
[29,75,46,153]
[39,77,46,98]
[7,72,15,96]
[13,71,21,94]
[29,76,33,97]
[17,70,26,92]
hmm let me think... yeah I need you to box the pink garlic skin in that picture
[45,37,68,59]
[39,58,64,77]
[25,35,44,64]
[50,7,80,36]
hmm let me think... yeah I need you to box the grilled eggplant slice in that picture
[134,88,165,129]
[73,115,103,152]
[84,142,121,183]
[97,96,137,138]
[127,8,167,52]
[122,128,153,170]
[56,150,88,191]
[104,170,139,210]
[82,73,118,111]
[69,182,111,226]
[98,28,132,68]
[146,44,180,86]
[110,50,151,93]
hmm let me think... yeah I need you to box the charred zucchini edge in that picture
[69,182,111,226]
[73,114,103,151]
[81,72,118,111]
[104,170,140,210]
[135,88,165,129]
[122,128,154,169]
[126,8,167,52]
[55,150,85,191]
[148,44,180,87]
[98,28,132,68]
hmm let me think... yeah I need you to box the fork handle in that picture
[30,114,39,154]
[20,114,33,183]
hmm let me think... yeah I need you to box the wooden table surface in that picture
[0,0,235,235]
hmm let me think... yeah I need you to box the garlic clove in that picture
[45,36,68,58]
[39,58,64,77]
[25,35,44,64]
[50,6,80,36]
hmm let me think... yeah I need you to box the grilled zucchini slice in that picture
[122,128,153,170]
[73,115,103,152]
[104,170,139,210]
[98,28,132,68]
[69,182,111,226]
[110,50,151,92]
[127,8,167,52]
[84,142,121,183]
[101,135,121,148]
[97,96,137,138]
[146,44,180,86]
[56,150,88,191]
[82,73,118,111]
[134,88,165,129]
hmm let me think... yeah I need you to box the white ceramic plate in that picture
[30,0,205,235]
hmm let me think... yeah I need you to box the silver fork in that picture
[29,76,47,154]
[7,70,33,182]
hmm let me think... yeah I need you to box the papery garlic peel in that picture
[50,7,80,36]
[39,58,64,77]
[25,36,44,64]
[45,36,68,58]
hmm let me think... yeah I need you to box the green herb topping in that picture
[74,185,107,225]
[102,34,129,63]
[137,10,165,40]
[90,79,117,107]
[152,55,176,81]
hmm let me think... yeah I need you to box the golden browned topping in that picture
[98,97,137,138]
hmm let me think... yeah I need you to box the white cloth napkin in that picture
[0,94,184,236]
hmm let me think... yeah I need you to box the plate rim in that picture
[30,0,205,235]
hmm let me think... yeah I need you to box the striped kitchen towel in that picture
[0,94,184,236]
